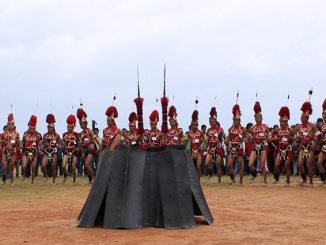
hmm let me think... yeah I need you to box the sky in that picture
[0,0,325,135]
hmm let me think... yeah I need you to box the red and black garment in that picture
[207,107,224,157]
[63,114,79,157]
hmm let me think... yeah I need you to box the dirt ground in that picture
[0,176,326,245]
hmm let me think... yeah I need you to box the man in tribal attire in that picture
[146,110,161,148]
[317,99,326,185]
[226,104,247,185]
[166,106,183,146]
[102,106,121,150]
[77,108,101,184]
[187,109,205,178]
[125,112,139,147]
[22,115,42,184]
[297,101,320,186]
[204,107,226,183]
[41,114,62,183]
[62,114,79,183]
[1,113,21,185]
[272,106,294,186]
[248,101,270,184]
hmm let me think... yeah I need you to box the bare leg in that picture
[237,156,244,184]
[205,154,213,177]
[41,155,48,180]
[84,154,94,183]
[284,159,291,185]
[62,155,68,183]
[72,156,77,183]
[260,151,267,184]
[31,159,37,184]
[249,151,258,179]
[196,155,202,178]
[227,155,235,183]
[216,155,223,183]
[1,155,8,184]
[274,154,281,183]
[51,155,58,183]
[306,151,314,185]
[21,156,28,180]
[298,150,307,184]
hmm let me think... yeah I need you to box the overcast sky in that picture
[0,0,325,135]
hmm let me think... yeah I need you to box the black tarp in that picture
[77,145,214,229]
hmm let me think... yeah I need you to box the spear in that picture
[308,88,313,102]
[161,64,169,133]
[134,65,144,135]
[236,91,239,104]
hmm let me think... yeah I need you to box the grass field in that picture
[1,175,326,244]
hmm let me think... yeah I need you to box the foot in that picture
[273,180,279,184]
[299,180,307,186]
[284,182,290,187]
[62,178,67,184]
[308,182,313,187]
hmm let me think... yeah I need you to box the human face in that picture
[107,118,115,127]
[301,115,308,124]
[48,126,55,133]
[28,125,36,133]
[233,118,240,126]
[169,118,176,128]
[209,117,216,127]
[191,122,198,131]
[67,124,74,133]
[79,120,87,130]
[7,121,15,130]
[279,119,287,128]
[129,124,136,132]
[254,114,262,124]
[150,121,157,130]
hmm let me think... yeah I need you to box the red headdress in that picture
[322,99,326,113]
[301,102,312,117]
[76,108,87,122]
[29,115,37,128]
[149,110,159,122]
[209,107,217,119]
[191,110,199,124]
[253,101,262,115]
[66,114,77,126]
[279,106,290,121]
[8,113,14,123]
[105,106,118,119]
[168,106,177,121]
[232,104,241,119]
[46,114,56,127]
[129,112,138,127]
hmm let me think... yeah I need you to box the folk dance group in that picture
[1,93,326,187]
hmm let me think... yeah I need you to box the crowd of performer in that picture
[1,94,325,187]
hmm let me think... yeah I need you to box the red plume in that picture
[192,110,199,121]
[66,114,77,126]
[161,97,169,133]
[105,106,118,118]
[46,114,56,124]
[253,101,262,114]
[134,97,144,134]
[279,106,290,120]
[301,102,312,116]
[209,107,217,118]
[232,104,241,118]
[150,110,159,122]
[76,108,87,121]
[322,99,326,112]
[29,115,37,127]
[168,106,177,118]
[129,112,138,124]
[8,113,14,122]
